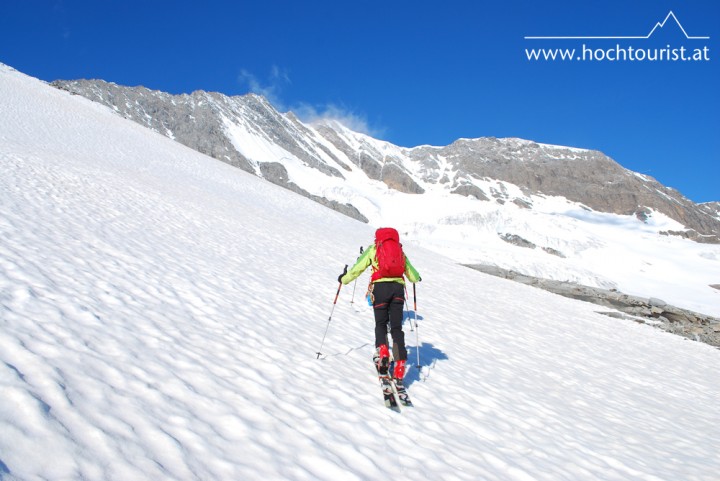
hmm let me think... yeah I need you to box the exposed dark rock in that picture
[635,207,652,223]
[259,162,368,223]
[451,184,489,201]
[513,198,533,209]
[498,233,565,258]
[380,163,425,194]
[542,247,565,258]
[259,162,289,184]
[464,263,720,348]
[499,233,536,249]
[659,229,720,244]
[498,234,566,257]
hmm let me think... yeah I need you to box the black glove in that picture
[338,265,348,283]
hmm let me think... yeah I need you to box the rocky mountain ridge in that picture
[467,264,720,348]
[51,79,720,242]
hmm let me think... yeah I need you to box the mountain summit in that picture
[47,75,720,316]
[52,78,720,243]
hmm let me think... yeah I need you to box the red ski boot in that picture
[393,360,412,406]
[393,359,406,381]
[374,344,390,374]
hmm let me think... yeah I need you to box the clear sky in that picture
[1,0,718,202]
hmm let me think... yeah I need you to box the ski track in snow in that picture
[1,64,720,481]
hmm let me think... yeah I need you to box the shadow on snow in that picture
[404,342,448,387]
[317,309,447,389]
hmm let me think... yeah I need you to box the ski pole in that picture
[403,285,414,332]
[350,246,363,305]
[413,283,420,368]
[316,265,347,359]
[350,279,358,305]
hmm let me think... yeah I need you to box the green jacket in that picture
[340,243,421,285]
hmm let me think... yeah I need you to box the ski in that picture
[374,361,400,411]
[379,372,400,411]
[388,358,413,407]
[373,359,414,410]
[393,378,413,407]
[373,346,413,410]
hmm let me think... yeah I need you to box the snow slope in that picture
[1,65,720,481]
[51,78,720,317]
[223,107,720,317]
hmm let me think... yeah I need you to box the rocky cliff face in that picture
[699,201,720,221]
[405,138,720,241]
[55,80,255,172]
[51,79,719,241]
[52,80,367,222]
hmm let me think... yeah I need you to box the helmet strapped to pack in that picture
[372,227,406,281]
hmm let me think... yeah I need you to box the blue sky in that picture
[1,0,718,202]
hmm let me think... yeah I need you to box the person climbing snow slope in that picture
[338,227,421,385]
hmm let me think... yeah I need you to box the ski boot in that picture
[373,344,390,374]
[393,359,406,381]
[393,360,412,406]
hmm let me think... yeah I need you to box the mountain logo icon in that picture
[525,11,710,40]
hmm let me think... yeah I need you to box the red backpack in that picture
[372,227,406,280]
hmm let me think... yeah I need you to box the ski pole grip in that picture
[340,264,348,282]
[332,264,348,304]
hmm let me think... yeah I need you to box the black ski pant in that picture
[371,281,407,361]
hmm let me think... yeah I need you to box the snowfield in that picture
[1,64,719,481]
[219,95,720,318]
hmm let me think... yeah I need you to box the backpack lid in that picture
[372,227,405,281]
[375,227,399,244]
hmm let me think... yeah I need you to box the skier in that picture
[338,227,421,384]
